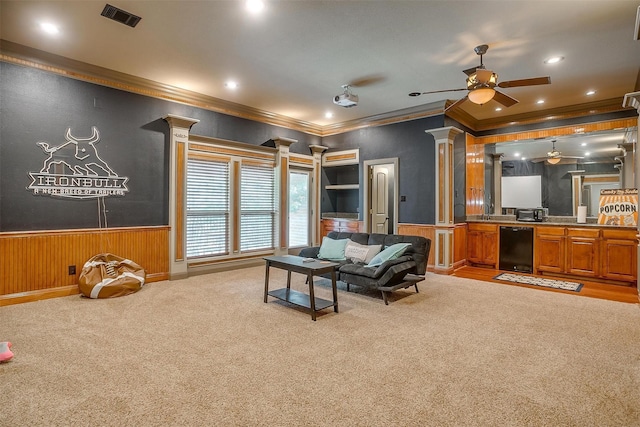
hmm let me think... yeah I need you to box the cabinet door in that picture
[566,236,599,277]
[601,238,637,282]
[482,232,498,265]
[467,231,483,263]
[321,219,339,237]
[535,228,565,274]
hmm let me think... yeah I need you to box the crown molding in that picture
[1,39,634,138]
[0,40,325,136]
[450,97,632,132]
[319,101,447,136]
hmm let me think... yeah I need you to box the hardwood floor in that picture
[453,265,639,304]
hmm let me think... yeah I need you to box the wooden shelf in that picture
[268,288,336,311]
[325,184,359,190]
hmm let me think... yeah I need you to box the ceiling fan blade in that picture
[348,74,386,87]
[444,96,468,112]
[497,76,551,88]
[493,90,519,107]
[409,88,467,96]
[462,66,478,76]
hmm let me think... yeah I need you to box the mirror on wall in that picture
[485,127,637,217]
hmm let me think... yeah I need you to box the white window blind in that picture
[240,163,275,251]
[186,159,229,258]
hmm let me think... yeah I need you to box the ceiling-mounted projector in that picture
[333,85,358,107]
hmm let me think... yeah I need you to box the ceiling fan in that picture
[540,139,584,164]
[409,44,551,110]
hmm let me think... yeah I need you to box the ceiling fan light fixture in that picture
[547,157,561,165]
[468,87,495,104]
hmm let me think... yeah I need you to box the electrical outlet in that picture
[68,265,76,275]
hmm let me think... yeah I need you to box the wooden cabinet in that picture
[321,218,361,237]
[465,135,485,216]
[600,229,637,282]
[566,228,600,278]
[535,226,565,274]
[467,223,497,267]
[532,225,636,284]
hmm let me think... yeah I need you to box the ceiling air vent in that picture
[101,4,141,28]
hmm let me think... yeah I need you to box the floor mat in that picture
[493,272,583,292]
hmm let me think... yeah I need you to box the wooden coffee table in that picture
[263,255,339,321]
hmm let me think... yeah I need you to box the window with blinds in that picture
[240,163,275,251]
[186,159,229,258]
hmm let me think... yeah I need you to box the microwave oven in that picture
[516,208,545,222]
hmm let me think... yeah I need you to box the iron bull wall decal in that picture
[28,127,129,199]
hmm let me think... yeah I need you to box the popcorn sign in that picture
[597,188,638,226]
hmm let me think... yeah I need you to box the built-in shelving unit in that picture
[321,148,360,218]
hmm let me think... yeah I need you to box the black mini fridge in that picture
[499,226,534,273]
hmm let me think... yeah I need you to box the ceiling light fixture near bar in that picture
[40,22,59,35]
[544,56,564,64]
[246,0,265,14]
[101,4,142,28]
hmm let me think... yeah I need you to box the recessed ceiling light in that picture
[40,22,59,35]
[521,157,527,161]
[325,112,333,119]
[246,0,265,13]
[514,152,521,157]
[585,152,591,156]
[225,81,238,89]
[581,142,587,146]
[495,107,502,111]
[537,99,545,104]
[586,90,596,96]
[544,56,564,64]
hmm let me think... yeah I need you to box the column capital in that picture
[426,126,464,141]
[309,144,329,155]
[163,114,200,129]
[623,91,640,112]
[272,137,297,150]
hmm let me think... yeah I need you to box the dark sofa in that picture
[299,231,431,304]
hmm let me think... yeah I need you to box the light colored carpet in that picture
[1,266,640,426]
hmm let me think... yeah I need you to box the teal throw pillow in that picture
[318,237,349,261]
[366,242,411,267]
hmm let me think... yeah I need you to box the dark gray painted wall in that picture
[0,61,320,232]
[321,116,444,224]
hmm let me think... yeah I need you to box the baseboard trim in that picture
[0,273,167,306]
[0,285,80,306]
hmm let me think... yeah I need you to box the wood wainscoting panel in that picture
[398,224,435,270]
[0,226,169,304]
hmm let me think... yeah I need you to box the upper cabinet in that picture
[466,134,485,215]
[322,148,359,167]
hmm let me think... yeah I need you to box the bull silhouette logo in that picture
[28,127,129,199]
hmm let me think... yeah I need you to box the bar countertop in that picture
[465,215,636,229]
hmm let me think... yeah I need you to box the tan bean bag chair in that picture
[78,253,146,299]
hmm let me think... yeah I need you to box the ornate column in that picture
[622,91,640,299]
[426,126,463,274]
[163,114,200,280]
[272,137,297,255]
[309,144,328,245]
[568,170,585,216]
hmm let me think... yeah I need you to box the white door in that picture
[370,164,390,234]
